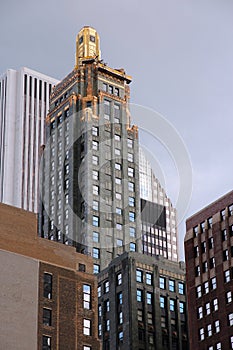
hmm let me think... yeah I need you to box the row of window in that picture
[195,228,233,257]
[92,126,133,148]
[159,276,185,294]
[92,169,135,190]
[50,109,70,130]
[199,320,220,341]
[197,298,218,319]
[196,277,217,298]
[102,83,120,97]
[160,295,185,314]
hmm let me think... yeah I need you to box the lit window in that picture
[230,336,233,349]
[215,320,220,333]
[170,299,175,311]
[198,306,203,319]
[129,211,135,222]
[169,280,175,292]
[204,281,209,294]
[128,167,134,177]
[146,273,152,285]
[136,269,143,283]
[97,286,101,297]
[83,319,91,335]
[216,342,221,350]
[205,302,211,315]
[159,276,166,289]
[104,280,109,293]
[83,346,91,350]
[179,301,185,314]
[43,308,52,326]
[199,327,204,341]
[117,273,122,285]
[137,289,142,302]
[228,313,233,326]
[83,285,91,309]
[160,296,165,308]
[146,292,152,305]
[119,311,123,324]
[211,277,217,290]
[226,291,232,304]
[92,216,99,227]
[92,126,98,136]
[42,336,51,350]
[92,247,100,259]
[207,324,212,337]
[178,282,185,294]
[118,331,123,342]
[130,242,136,251]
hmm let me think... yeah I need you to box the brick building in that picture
[185,190,233,350]
[97,252,188,350]
[0,203,100,350]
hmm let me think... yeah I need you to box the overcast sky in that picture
[1,0,233,260]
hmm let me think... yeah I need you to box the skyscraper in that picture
[39,26,179,271]
[185,190,233,350]
[0,67,59,212]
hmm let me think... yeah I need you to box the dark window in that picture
[223,249,229,261]
[222,229,227,241]
[210,257,215,269]
[207,217,212,228]
[208,237,214,249]
[195,265,200,276]
[43,308,52,326]
[42,335,51,350]
[201,241,206,253]
[44,273,52,299]
[79,36,83,44]
[194,246,199,257]
[200,222,205,232]
[79,263,86,272]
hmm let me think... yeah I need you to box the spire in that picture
[75,26,101,68]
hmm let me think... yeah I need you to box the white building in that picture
[0,67,59,212]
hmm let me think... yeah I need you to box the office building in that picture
[0,67,58,212]
[185,190,233,350]
[0,202,100,350]
[97,252,188,350]
[39,26,179,272]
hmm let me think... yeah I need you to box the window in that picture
[129,227,136,237]
[198,306,203,319]
[116,223,122,230]
[148,313,153,325]
[160,296,165,308]
[146,292,152,305]
[130,242,136,251]
[116,207,122,215]
[118,292,122,304]
[92,231,99,243]
[128,167,134,177]
[83,346,91,350]
[93,264,100,274]
[129,197,135,207]
[105,319,110,331]
[213,298,218,311]
[204,281,209,294]
[202,261,208,272]
[146,273,152,285]
[136,269,143,283]
[207,324,212,337]
[200,222,205,232]
[83,319,91,335]
[129,211,135,222]
[170,299,175,311]
[179,301,185,314]
[159,276,166,289]
[169,280,175,292]
[83,285,91,309]
[207,217,212,228]
[93,185,99,196]
[230,336,233,349]
[115,134,121,142]
[104,281,109,293]
[193,225,198,237]
[105,299,110,312]
[43,308,52,326]
[178,282,185,294]
[117,272,122,285]
[228,313,233,326]
[92,215,99,227]
[222,229,227,241]
[209,236,214,249]
[205,302,211,315]
[211,277,217,290]
[97,286,101,297]
[42,335,51,350]
[223,249,229,261]
[92,170,99,180]
[128,153,133,162]
[225,269,230,283]
[210,257,215,269]
[44,273,52,299]
[127,138,133,148]
[98,324,102,337]
[128,181,135,192]
[137,309,143,322]
[201,241,206,253]
[137,289,143,302]
[118,311,123,325]
[93,247,100,259]
[115,163,121,170]
[92,140,99,150]
[199,327,204,341]
[226,291,232,303]
[195,265,200,277]
[118,331,123,342]
[92,126,98,136]
[194,246,199,257]
[115,87,119,96]
[221,209,226,220]
[229,204,233,216]
[117,238,123,246]
[231,225,233,236]
[215,320,220,333]
[92,155,99,165]
[116,192,122,200]
[115,177,121,185]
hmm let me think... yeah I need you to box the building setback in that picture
[0,67,59,212]
[185,190,233,350]
[0,202,100,350]
[97,252,188,350]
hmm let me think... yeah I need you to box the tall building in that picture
[39,26,179,271]
[0,67,59,212]
[97,252,188,350]
[185,190,233,350]
[0,202,100,350]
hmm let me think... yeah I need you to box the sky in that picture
[1,0,233,260]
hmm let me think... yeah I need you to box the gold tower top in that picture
[75,26,101,68]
